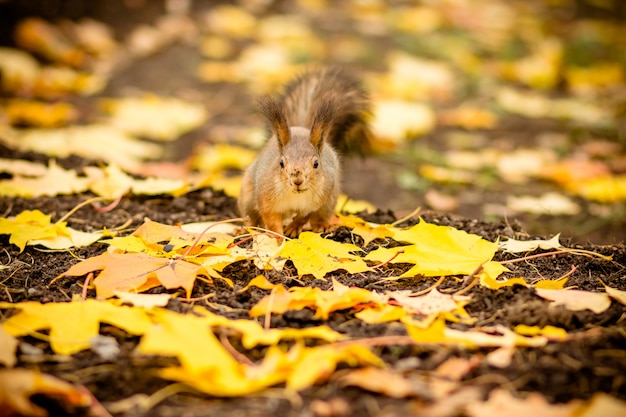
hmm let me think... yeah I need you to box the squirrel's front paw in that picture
[284,219,306,238]
[310,215,340,234]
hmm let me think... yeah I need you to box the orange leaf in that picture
[0,369,92,417]
[61,252,220,298]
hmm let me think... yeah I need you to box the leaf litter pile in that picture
[1,0,626,416]
[1,166,625,416]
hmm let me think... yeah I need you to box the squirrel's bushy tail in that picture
[277,67,372,153]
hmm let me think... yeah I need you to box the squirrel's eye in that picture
[279,159,285,169]
[313,159,319,169]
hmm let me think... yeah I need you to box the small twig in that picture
[453,262,485,296]
[391,207,422,227]
[56,197,108,224]
[219,333,255,367]
[411,276,446,296]
[370,249,404,270]
[180,293,214,303]
[499,249,610,265]
[90,194,123,213]
[555,264,577,281]
[328,335,416,349]
[264,286,277,331]
[178,217,245,259]
[81,272,93,301]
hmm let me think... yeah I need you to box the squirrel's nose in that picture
[292,177,304,186]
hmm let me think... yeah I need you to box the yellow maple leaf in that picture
[4,99,77,127]
[0,210,69,252]
[100,95,207,142]
[84,164,188,199]
[0,299,152,355]
[237,275,276,293]
[191,307,344,349]
[514,324,567,341]
[61,252,222,298]
[366,220,507,279]
[250,279,380,320]
[0,160,89,197]
[355,304,407,324]
[570,175,626,203]
[137,308,241,375]
[286,343,383,390]
[279,232,369,280]
[338,214,393,246]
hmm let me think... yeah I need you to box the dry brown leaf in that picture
[0,369,92,417]
[0,327,18,367]
[534,288,611,314]
[466,388,579,417]
[339,367,423,398]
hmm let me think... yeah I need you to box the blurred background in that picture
[1,0,625,244]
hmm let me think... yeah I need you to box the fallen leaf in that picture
[114,292,172,308]
[237,275,276,293]
[279,232,369,280]
[438,106,497,130]
[577,393,626,417]
[15,17,85,67]
[0,327,17,367]
[604,285,626,306]
[534,288,611,314]
[3,99,77,127]
[570,175,626,203]
[355,304,406,324]
[1,124,163,170]
[499,234,562,253]
[507,193,580,216]
[1,299,152,355]
[514,324,567,341]
[390,288,469,316]
[337,214,392,246]
[466,388,579,417]
[366,220,507,279]
[100,95,207,141]
[84,164,188,198]
[249,279,380,320]
[0,209,69,252]
[287,343,383,391]
[191,143,257,173]
[61,252,221,298]
[480,275,528,290]
[0,369,92,417]
[339,367,420,398]
[0,159,89,197]
[370,99,435,146]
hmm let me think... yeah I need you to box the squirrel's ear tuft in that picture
[309,97,335,150]
[257,95,290,148]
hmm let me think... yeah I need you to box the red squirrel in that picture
[238,68,371,238]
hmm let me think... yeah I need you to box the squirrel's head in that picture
[257,95,330,194]
[278,127,323,194]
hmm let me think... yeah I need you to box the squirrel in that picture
[238,67,371,238]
